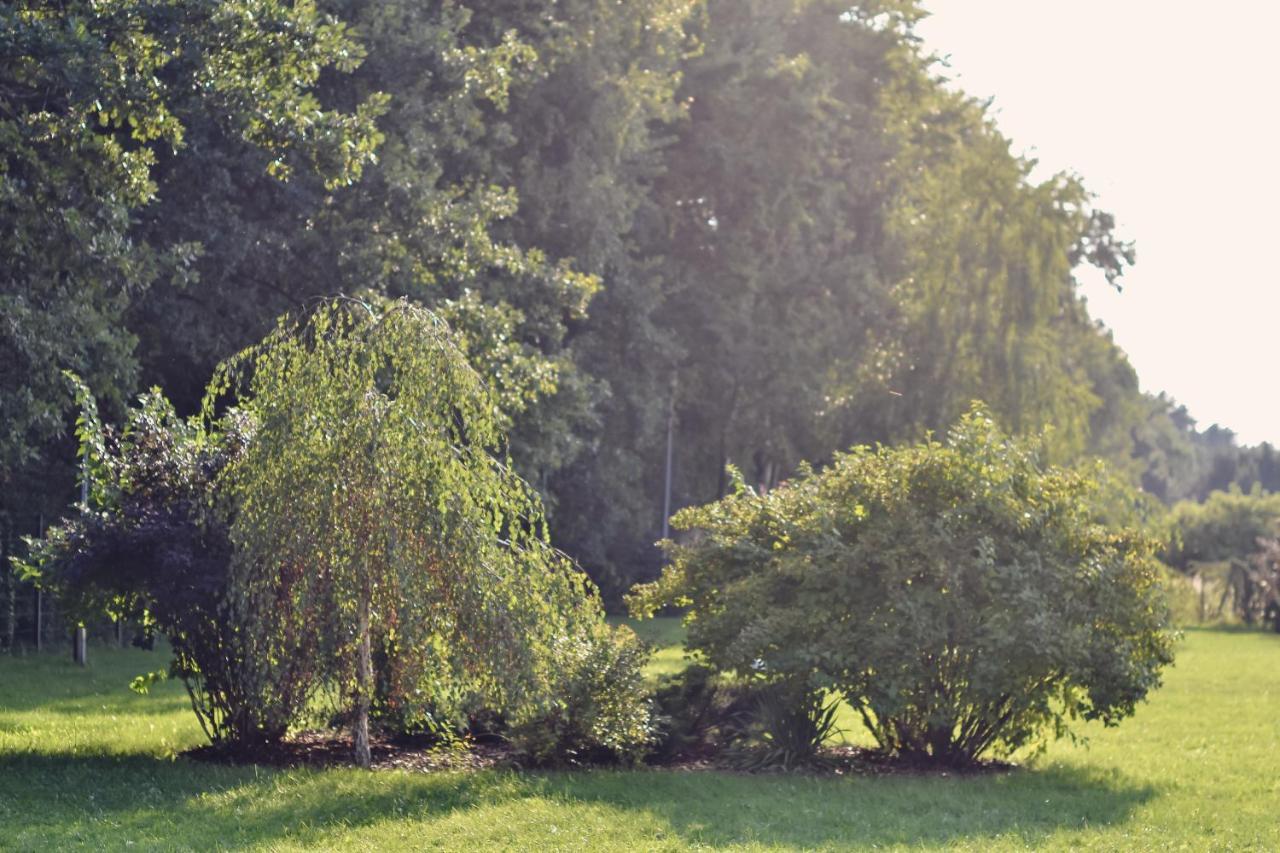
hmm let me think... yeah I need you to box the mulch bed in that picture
[185,734,1017,777]
[822,746,1016,777]
[184,730,513,772]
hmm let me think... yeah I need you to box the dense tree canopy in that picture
[0,0,382,515]
[2,0,1262,598]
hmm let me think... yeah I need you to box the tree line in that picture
[1,0,1266,599]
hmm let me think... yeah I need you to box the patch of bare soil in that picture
[184,735,1017,777]
[184,731,513,772]
[823,746,1017,777]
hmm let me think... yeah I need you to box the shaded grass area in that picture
[1,626,1277,850]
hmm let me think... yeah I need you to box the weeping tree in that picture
[211,298,622,767]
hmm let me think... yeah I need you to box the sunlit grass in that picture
[617,616,699,680]
[1,626,1277,850]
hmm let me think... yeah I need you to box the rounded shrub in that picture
[508,622,656,766]
[631,408,1176,766]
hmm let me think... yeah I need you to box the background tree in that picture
[6,0,1270,608]
[0,0,382,519]
[1165,488,1280,571]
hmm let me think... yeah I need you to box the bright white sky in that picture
[917,1,1280,446]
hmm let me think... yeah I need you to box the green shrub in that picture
[18,382,307,746]
[508,622,655,766]
[23,303,653,765]
[632,408,1176,767]
[646,664,751,764]
[725,681,842,771]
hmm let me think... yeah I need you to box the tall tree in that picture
[0,0,381,516]
[214,299,610,767]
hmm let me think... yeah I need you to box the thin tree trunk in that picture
[354,595,372,769]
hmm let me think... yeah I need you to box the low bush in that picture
[19,382,309,745]
[724,681,842,771]
[508,622,655,766]
[631,408,1177,767]
[646,664,751,764]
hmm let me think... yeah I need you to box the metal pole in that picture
[662,375,677,542]
[77,463,89,666]
[36,512,42,651]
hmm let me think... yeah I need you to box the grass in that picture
[1,625,1277,850]
[618,616,699,680]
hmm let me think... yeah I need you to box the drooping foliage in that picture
[22,302,654,762]
[210,299,648,765]
[632,409,1176,766]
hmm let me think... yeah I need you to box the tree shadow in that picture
[0,752,505,849]
[0,751,1159,849]
[537,762,1159,849]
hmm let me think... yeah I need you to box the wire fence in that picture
[1,512,59,652]
[0,512,131,655]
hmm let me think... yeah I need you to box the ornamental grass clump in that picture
[631,408,1176,767]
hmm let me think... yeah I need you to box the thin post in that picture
[2,524,12,653]
[73,625,86,666]
[662,374,677,542]
[76,438,89,665]
[36,512,42,651]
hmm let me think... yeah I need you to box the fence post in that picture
[2,555,13,653]
[73,625,87,666]
[2,518,12,651]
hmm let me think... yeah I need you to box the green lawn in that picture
[1,625,1277,850]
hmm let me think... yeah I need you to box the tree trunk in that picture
[353,596,372,769]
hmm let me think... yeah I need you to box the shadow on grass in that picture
[0,752,501,848]
[0,751,1159,849]
[548,763,1157,848]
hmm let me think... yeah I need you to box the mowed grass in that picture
[1,625,1277,851]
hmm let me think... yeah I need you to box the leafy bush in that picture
[23,302,655,763]
[632,408,1176,767]
[508,622,655,766]
[19,380,309,745]
[646,664,748,764]
[725,681,842,771]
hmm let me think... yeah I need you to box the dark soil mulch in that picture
[823,745,1017,777]
[185,734,1017,777]
[184,731,513,772]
